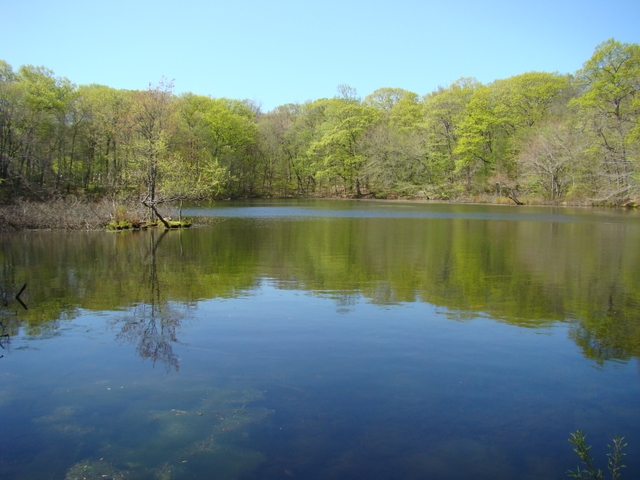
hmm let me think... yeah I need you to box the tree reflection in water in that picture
[116,304,181,371]
[111,229,186,372]
[0,321,9,358]
[0,276,25,358]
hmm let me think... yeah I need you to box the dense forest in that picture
[1,39,639,206]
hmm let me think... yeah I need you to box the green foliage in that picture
[18,64,75,115]
[454,72,571,185]
[75,84,133,188]
[166,219,191,228]
[568,430,627,480]
[364,87,422,129]
[574,39,640,203]
[107,219,133,230]
[308,95,381,195]
[0,38,639,203]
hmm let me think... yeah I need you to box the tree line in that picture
[1,38,639,206]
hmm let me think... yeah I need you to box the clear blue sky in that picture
[3,0,639,111]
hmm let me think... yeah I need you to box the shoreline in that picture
[0,195,637,233]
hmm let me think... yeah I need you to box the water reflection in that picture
[0,207,639,366]
[0,278,26,358]
[0,320,9,357]
[0,203,639,479]
[113,303,183,372]
[110,230,183,371]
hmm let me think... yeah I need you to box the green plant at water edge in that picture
[568,430,626,479]
[106,219,133,230]
[167,219,192,228]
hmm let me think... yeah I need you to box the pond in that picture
[1,200,639,479]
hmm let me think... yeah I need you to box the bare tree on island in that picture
[130,79,177,228]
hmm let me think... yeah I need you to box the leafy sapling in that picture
[568,430,626,480]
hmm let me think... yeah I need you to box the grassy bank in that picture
[0,198,211,233]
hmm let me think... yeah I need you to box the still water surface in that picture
[1,200,639,479]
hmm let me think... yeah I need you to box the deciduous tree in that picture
[576,38,640,203]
